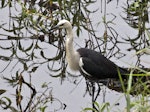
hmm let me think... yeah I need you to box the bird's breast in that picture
[66,51,80,71]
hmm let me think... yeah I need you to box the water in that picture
[0,0,149,112]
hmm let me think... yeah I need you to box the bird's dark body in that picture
[77,48,127,80]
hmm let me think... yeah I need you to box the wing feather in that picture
[77,48,126,79]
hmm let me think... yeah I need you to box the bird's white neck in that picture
[66,28,74,50]
[65,27,80,71]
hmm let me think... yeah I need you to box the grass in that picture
[82,68,150,112]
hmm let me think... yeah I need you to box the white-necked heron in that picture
[51,19,127,81]
[51,20,128,110]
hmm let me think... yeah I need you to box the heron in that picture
[51,20,127,109]
[51,19,127,81]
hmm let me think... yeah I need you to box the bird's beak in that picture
[50,24,59,31]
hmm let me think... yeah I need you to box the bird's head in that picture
[52,20,72,30]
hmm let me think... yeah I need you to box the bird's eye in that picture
[60,24,64,26]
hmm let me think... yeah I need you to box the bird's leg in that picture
[85,80,92,96]
[86,81,99,111]
[102,79,110,102]
[91,82,100,112]
[91,82,95,112]
[94,83,101,102]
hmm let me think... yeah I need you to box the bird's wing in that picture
[79,57,104,78]
[79,57,117,79]
[77,48,122,79]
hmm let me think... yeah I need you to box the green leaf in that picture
[39,106,48,112]
[100,102,110,112]
[0,89,6,95]
[93,102,100,109]
[82,107,97,111]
